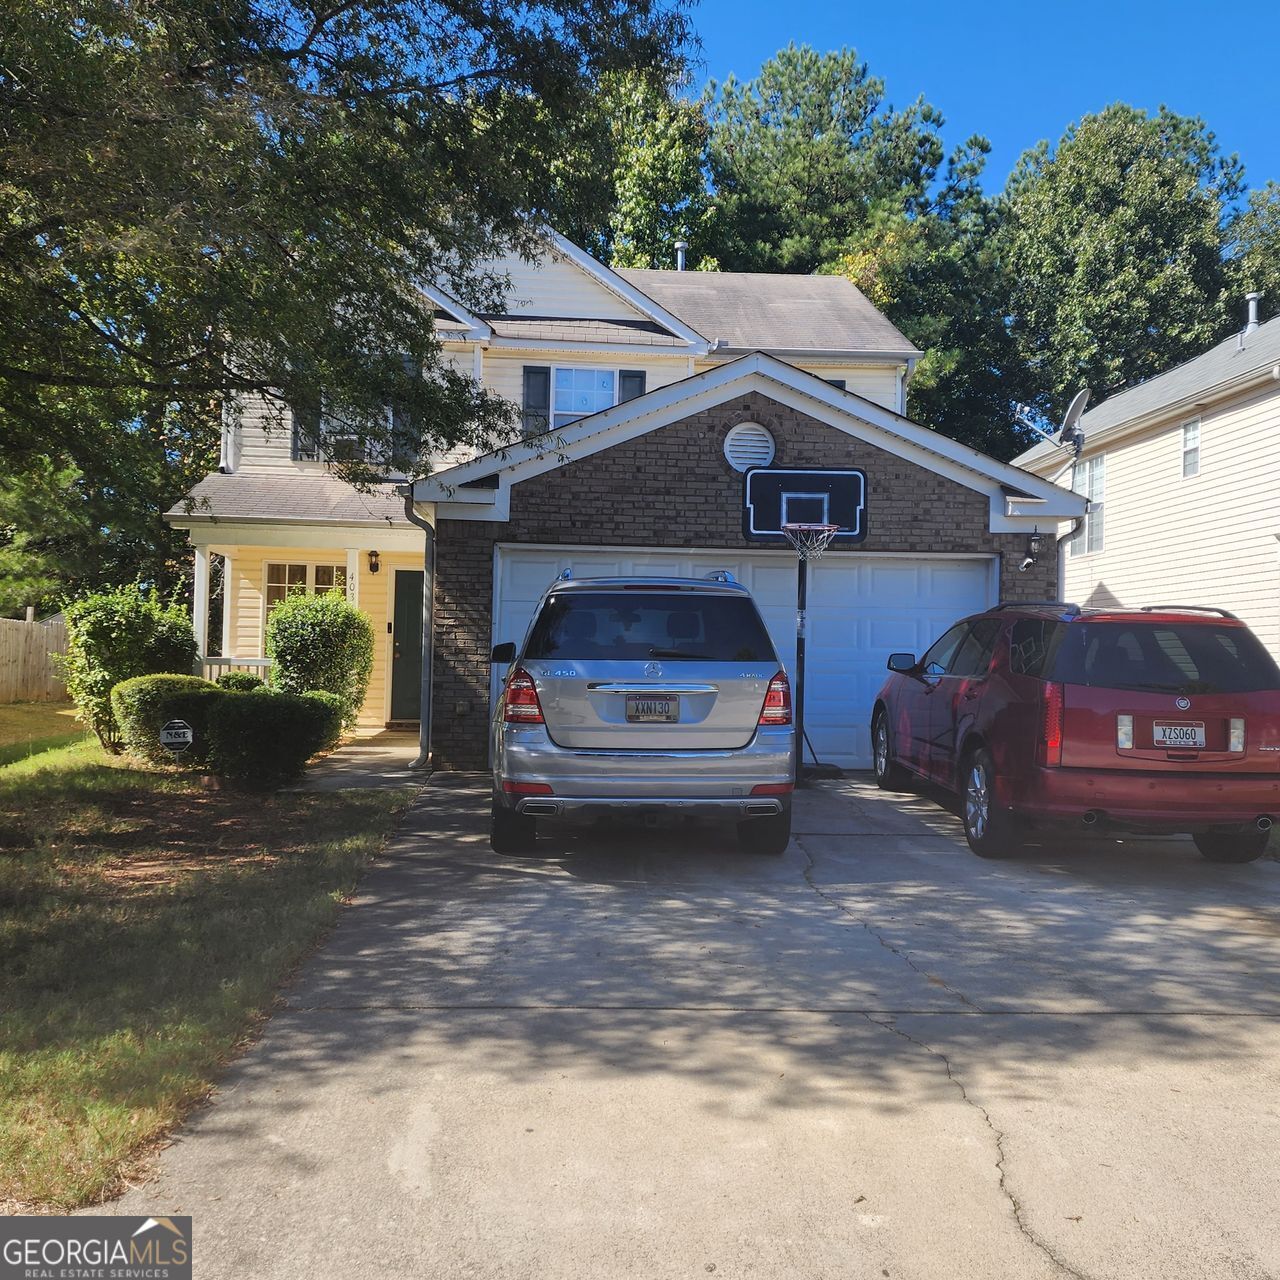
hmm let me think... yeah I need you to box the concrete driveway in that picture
[113,776,1280,1279]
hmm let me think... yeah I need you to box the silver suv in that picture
[489,574,796,855]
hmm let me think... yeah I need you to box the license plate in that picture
[626,694,679,723]
[1153,721,1205,749]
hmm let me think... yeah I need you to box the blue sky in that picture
[690,0,1279,193]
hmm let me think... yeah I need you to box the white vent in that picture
[723,422,775,472]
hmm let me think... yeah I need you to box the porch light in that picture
[367,550,381,574]
[1027,529,1045,560]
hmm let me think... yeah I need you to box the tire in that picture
[490,802,538,854]
[961,748,1021,858]
[1192,827,1270,864]
[738,809,792,856]
[872,710,912,791]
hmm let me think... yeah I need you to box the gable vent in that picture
[723,422,775,472]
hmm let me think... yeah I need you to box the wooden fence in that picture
[0,617,69,702]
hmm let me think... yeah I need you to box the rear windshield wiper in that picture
[647,647,712,660]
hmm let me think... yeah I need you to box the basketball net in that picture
[781,523,839,562]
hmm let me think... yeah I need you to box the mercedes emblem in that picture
[1175,696,1191,711]
[644,661,662,677]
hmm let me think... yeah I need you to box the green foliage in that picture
[205,691,341,788]
[1232,182,1280,326]
[215,671,265,692]
[61,585,198,751]
[266,592,375,728]
[1000,104,1244,418]
[704,45,948,273]
[300,691,346,753]
[111,675,220,766]
[0,459,93,616]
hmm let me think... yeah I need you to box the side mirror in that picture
[886,652,917,673]
[490,641,517,665]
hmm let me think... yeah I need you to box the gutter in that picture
[399,488,436,772]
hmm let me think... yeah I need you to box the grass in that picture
[0,739,412,1211]
[0,702,86,768]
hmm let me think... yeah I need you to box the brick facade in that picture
[432,392,1059,767]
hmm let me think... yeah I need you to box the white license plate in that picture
[626,695,679,723]
[1153,721,1205,749]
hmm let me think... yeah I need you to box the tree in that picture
[0,0,691,490]
[704,45,948,273]
[1000,104,1244,417]
[1232,182,1280,326]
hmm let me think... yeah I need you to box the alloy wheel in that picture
[965,761,989,840]
[874,719,888,777]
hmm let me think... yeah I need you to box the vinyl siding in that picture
[1058,382,1280,655]
[695,357,901,412]
[219,545,425,724]
[480,349,690,412]
[486,248,653,321]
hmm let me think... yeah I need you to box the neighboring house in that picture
[167,233,1084,769]
[1014,301,1280,658]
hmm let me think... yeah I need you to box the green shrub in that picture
[266,591,374,729]
[302,690,344,752]
[215,671,265,692]
[61,584,198,750]
[111,675,220,766]
[206,690,338,788]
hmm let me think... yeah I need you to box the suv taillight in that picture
[759,671,792,726]
[1039,681,1064,767]
[503,667,544,724]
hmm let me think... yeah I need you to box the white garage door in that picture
[491,545,997,768]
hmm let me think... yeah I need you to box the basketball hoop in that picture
[781,523,839,562]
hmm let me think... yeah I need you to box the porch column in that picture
[220,553,233,657]
[193,546,210,661]
[345,548,360,607]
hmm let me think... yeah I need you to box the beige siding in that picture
[487,248,651,321]
[481,349,690,409]
[1058,383,1280,655]
[695,357,901,412]
[221,545,424,724]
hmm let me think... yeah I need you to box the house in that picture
[1013,298,1280,658]
[166,233,1084,769]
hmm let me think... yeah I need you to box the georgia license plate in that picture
[626,694,679,723]
[1153,721,1205,749]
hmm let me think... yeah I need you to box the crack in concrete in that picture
[797,837,1095,1280]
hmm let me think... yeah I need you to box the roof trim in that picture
[418,281,492,342]
[543,231,711,354]
[414,352,1085,521]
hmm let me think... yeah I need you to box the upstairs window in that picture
[1069,455,1105,556]
[521,366,646,436]
[1182,419,1200,478]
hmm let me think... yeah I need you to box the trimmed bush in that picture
[112,675,220,766]
[61,584,198,750]
[302,690,344,752]
[215,671,265,692]
[266,591,374,729]
[206,690,340,788]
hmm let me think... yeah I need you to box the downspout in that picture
[400,487,435,771]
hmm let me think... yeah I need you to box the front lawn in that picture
[0,701,86,768]
[0,740,411,1210]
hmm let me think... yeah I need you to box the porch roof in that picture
[165,472,411,528]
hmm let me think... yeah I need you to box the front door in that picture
[390,569,424,722]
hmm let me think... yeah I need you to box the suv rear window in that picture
[1038,621,1280,693]
[524,592,778,663]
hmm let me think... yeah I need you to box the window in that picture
[1069,455,1105,556]
[265,562,348,611]
[1182,419,1200,478]
[949,619,1002,679]
[521,366,646,437]
[920,624,970,678]
[291,397,322,461]
[823,378,847,390]
[1009,619,1060,678]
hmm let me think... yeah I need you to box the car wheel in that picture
[738,810,792,856]
[1192,827,1270,864]
[961,748,1020,858]
[872,710,911,791]
[490,802,538,854]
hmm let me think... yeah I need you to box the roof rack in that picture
[992,601,1082,616]
[1139,604,1239,620]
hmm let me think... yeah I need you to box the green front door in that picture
[390,569,424,722]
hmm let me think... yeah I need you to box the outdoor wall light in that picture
[367,550,381,575]
[1027,529,1044,560]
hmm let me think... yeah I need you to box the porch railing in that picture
[200,656,273,681]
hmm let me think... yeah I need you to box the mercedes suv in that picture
[489,574,796,855]
[872,603,1280,861]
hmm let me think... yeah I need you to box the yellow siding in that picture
[480,349,690,409]
[1059,383,1280,655]
[221,545,425,724]
[486,248,652,320]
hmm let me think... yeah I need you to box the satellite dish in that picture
[1058,388,1089,455]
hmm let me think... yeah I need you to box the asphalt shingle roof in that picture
[165,472,411,527]
[616,268,920,357]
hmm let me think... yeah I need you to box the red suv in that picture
[871,603,1280,861]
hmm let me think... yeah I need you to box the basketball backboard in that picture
[743,467,867,546]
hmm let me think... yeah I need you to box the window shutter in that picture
[291,396,322,461]
[618,370,647,402]
[522,366,551,436]
[823,378,847,391]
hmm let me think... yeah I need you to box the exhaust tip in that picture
[1258,816,1274,832]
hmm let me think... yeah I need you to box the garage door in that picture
[491,546,996,768]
